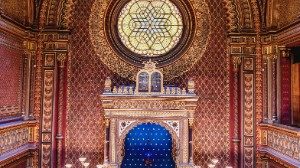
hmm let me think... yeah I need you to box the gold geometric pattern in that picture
[89,0,210,81]
[118,0,183,56]
[190,0,230,166]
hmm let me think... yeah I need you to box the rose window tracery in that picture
[91,0,210,79]
[118,0,183,56]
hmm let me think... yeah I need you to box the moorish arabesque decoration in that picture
[89,0,210,80]
[118,0,183,57]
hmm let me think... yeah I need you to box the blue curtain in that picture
[121,123,175,168]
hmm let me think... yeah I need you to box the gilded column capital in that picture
[105,118,110,128]
[231,55,242,72]
[265,54,277,61]
[57,53,67,67]
[278,46,291,58]
[188,118,194,128]
[23,40,37,56]
[263,45,278,61]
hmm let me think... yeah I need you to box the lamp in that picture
[65,164,72,168]
[211,158,219,165]
[82,162,90,168]
[208,163,215,168]
[79,157,87,163]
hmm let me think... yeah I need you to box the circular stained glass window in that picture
[118,0,183,57]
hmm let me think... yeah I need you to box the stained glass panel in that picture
[118,0,183,57]
[138,72,149,92]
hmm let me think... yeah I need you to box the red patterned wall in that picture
[280,57,291,125]
[65,0,230,167]
[191,0,230,166]
[0,39,23,119]
[65,0,108,166]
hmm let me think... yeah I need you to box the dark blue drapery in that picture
[121,123,175,168]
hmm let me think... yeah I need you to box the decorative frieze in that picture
[112,100,186,110]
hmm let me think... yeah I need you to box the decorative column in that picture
[188,118,193,164]
[232,55,241,168]
[109,118,117,164]
[104,118,110,164]
[271,52,278,122]
[229,36,256,168]
[38,32,69,168]
[263,45,278,123]
[56,53,67,168]
[23,40,37,120]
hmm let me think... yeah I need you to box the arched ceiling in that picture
[37,0,261,33]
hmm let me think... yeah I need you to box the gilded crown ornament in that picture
[142,59,157,71]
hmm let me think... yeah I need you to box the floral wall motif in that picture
[281,57,292,124]
[0,32,23,120]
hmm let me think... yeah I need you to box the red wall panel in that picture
[0,44,22,107]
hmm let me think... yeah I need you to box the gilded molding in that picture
[223,0,240,31]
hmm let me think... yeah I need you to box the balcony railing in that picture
[0,120,37,167]
[259,123,300,167]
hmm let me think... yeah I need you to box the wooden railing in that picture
[258,123,300,167]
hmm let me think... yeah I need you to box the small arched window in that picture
[151,72,162,92]
[138,72,149,92]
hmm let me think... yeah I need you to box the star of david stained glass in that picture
[105,0,195,67]
[118,0,183,56]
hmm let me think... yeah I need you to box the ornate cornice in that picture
[223,0,257,33]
